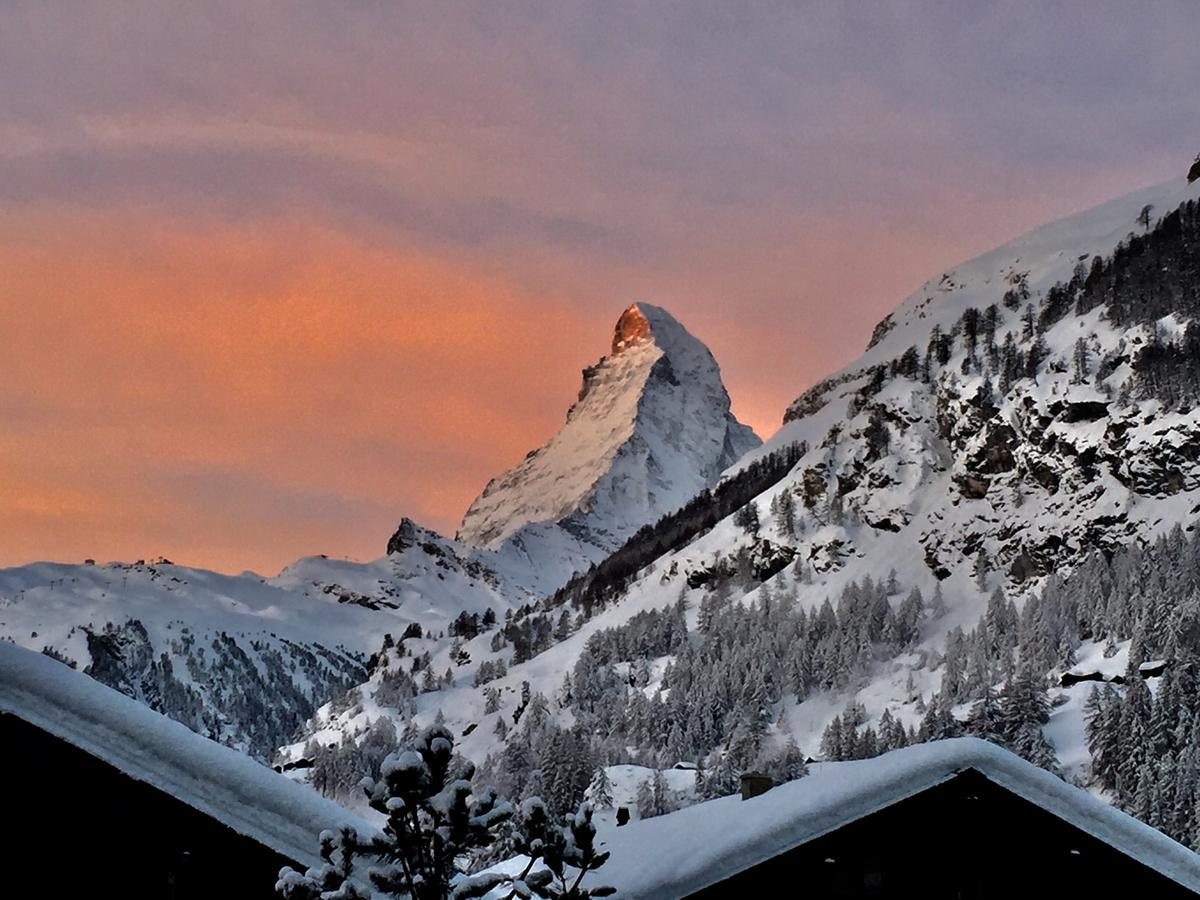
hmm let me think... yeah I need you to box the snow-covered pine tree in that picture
[586,767,614,810]
[822,714,846,761]
[1071,336,1091,383]
[918,698,962,742]
[276,725,511,900]
[650,769,672,817]
[965,686,1003,746]
[772,488,796,538]
[634,777,656,819]
[997,665,1059,772]
[700,755,738,800]
[765,737,809,783]
[470,799,613,899]
[972,549,989,592]
[928,583,947,619]
[733,501,759,535]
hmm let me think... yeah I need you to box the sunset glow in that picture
[2,3,1195,573]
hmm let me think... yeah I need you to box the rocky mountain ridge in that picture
[0,304,758,758]
[284,175,1200,853]
[5,170,1200,853]
[457,303,759,558]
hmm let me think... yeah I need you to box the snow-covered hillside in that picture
[459,303,759,564]
[4,169,1199,856]
[0,557,431,758]
[288,175,1200,853]
[0,304,758,759]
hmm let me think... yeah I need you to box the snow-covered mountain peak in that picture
[456,303,760,553]
[15,169,1200,853]
[610,302,692,358]
[611,303,653,354]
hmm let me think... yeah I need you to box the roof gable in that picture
[596,738,1200,897]
[0,642,372,868]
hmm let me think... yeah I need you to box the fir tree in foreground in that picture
[276,724,510,899]
[276,724,613,899]
[468,798,614,899]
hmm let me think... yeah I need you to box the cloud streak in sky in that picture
[1,2,1197,572]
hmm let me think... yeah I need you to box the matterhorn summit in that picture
[457,303,760,559]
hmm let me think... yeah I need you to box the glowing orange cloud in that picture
[0,209,605,572]
[0,167,1168,575]
[3,3,1190,574]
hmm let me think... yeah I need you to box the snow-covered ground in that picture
[292,174,1200,810]
[7,174,1200,855]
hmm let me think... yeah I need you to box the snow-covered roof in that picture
[0,641,372,869]
[597,738,1200,898]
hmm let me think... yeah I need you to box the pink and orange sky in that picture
[2,3,1197,573]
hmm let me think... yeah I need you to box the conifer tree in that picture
[767,737,809,782]
[966,686,1003,745]
[456,799,615,899]
[700,756,738,800]
[771,489,797,538]
[276,726,512,900]
[586,767,614,811]
[1072,336,1091,383]
[635,777,656,819]
[733,501,760,535]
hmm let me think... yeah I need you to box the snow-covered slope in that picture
[730,176,1200,602]
[7,169,1200,859]
[1,304,759,761]
[0,557,415,758]
[0,504,531,759]
[766,177,1200,446]
[458,303,759,561]
[291,175,1200,850]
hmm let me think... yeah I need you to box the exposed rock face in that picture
[612,304,654,354]
[13,175,1200,844]
[743,176,1200,599]
[457,303,760,556]
[385,517,421,555]
[919,382,1200,583]
[270,174,1200,837]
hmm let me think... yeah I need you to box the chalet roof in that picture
[0,641,373,869]
[596,737,1200,898]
